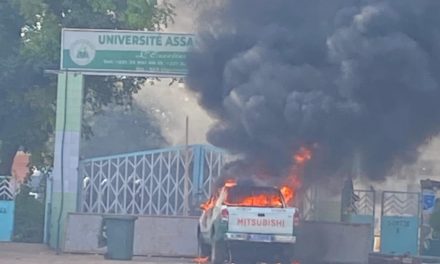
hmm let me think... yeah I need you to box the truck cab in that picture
[198,183,299,264]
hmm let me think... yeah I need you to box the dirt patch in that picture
[0,243,193,264]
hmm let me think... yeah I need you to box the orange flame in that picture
[193,257,209,263]
[294,146,312,165]
[225,193,283,207]
[224,178,237,187]
[200,197,215,211]
[200,179,237,211]
[280,185,294,204]
[282,146,313,205]
[200,146,314,210]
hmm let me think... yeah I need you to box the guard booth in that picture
[420,179,440,257]
[0,176,15,241]
[380,191,420,255]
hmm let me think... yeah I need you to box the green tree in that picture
[0,0,175,174]
[13,185,45,243]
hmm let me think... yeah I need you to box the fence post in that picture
[191,145,203,212]
[44,171,55,244]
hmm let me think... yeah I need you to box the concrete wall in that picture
[133,215,198,256]
[296,221,372,264]
[63,213,105,254]
[63,213,198,256]
[64,214,372,262]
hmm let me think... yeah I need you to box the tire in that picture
[280,246,295,264]
[197,232,211,257]
[279,255,292,264]
[211,240,227,264]
[234,257,256,264]
[229,247,255,264]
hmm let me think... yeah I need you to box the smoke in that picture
[187,0,440,181]
[80,104,167,158]
[83,1,214,157]
[135,81,214,145]
[134,0,214,146]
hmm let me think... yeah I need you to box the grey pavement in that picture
[0,243,194,264]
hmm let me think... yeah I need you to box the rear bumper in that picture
[224,232,296,244]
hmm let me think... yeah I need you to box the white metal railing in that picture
[0,176,14,200]
[79,145,225,216]
[382,191,420,216]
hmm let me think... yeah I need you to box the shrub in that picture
[13,185,44,243]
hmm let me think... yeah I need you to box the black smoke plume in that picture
[187,0,440,181]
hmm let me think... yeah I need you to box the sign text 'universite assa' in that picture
[97,34,193,47]
[61,29,195,76]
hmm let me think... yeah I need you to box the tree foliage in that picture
[13,185,45,243]
[0,0,175,174]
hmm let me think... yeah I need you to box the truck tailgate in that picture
[227,207,295,235]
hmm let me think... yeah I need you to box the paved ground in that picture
[0,243,194,264]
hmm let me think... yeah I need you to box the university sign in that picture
[52,28,195,250]
[61,28,195,76]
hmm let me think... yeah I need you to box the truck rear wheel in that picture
[279,255,293,264]
[279,246,295,264]
[211,240,227,264]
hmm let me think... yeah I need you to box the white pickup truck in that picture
[198,183,299,264]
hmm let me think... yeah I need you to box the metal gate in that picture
[300,185,318,220]
[351,189,376,223]
[79,144,225,216]
[380,191,420,255]
[0,176,15,241]
[351,189,376,250]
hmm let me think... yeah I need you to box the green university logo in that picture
[69,39,96,66]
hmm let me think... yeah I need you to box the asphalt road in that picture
[0,243,194,264]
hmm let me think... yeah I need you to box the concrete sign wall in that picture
[380,216,419,255]
[63,213,198,256]
[296,221,371,264]
[0,177,15,242]
[0,201,14,241]
[61,28,194,76]
[63,213,105,254]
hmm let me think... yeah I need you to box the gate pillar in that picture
[49,72,84,250]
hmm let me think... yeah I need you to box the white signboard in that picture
[61,28,195,76]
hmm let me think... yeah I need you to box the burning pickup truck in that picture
[197,180,299,264]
